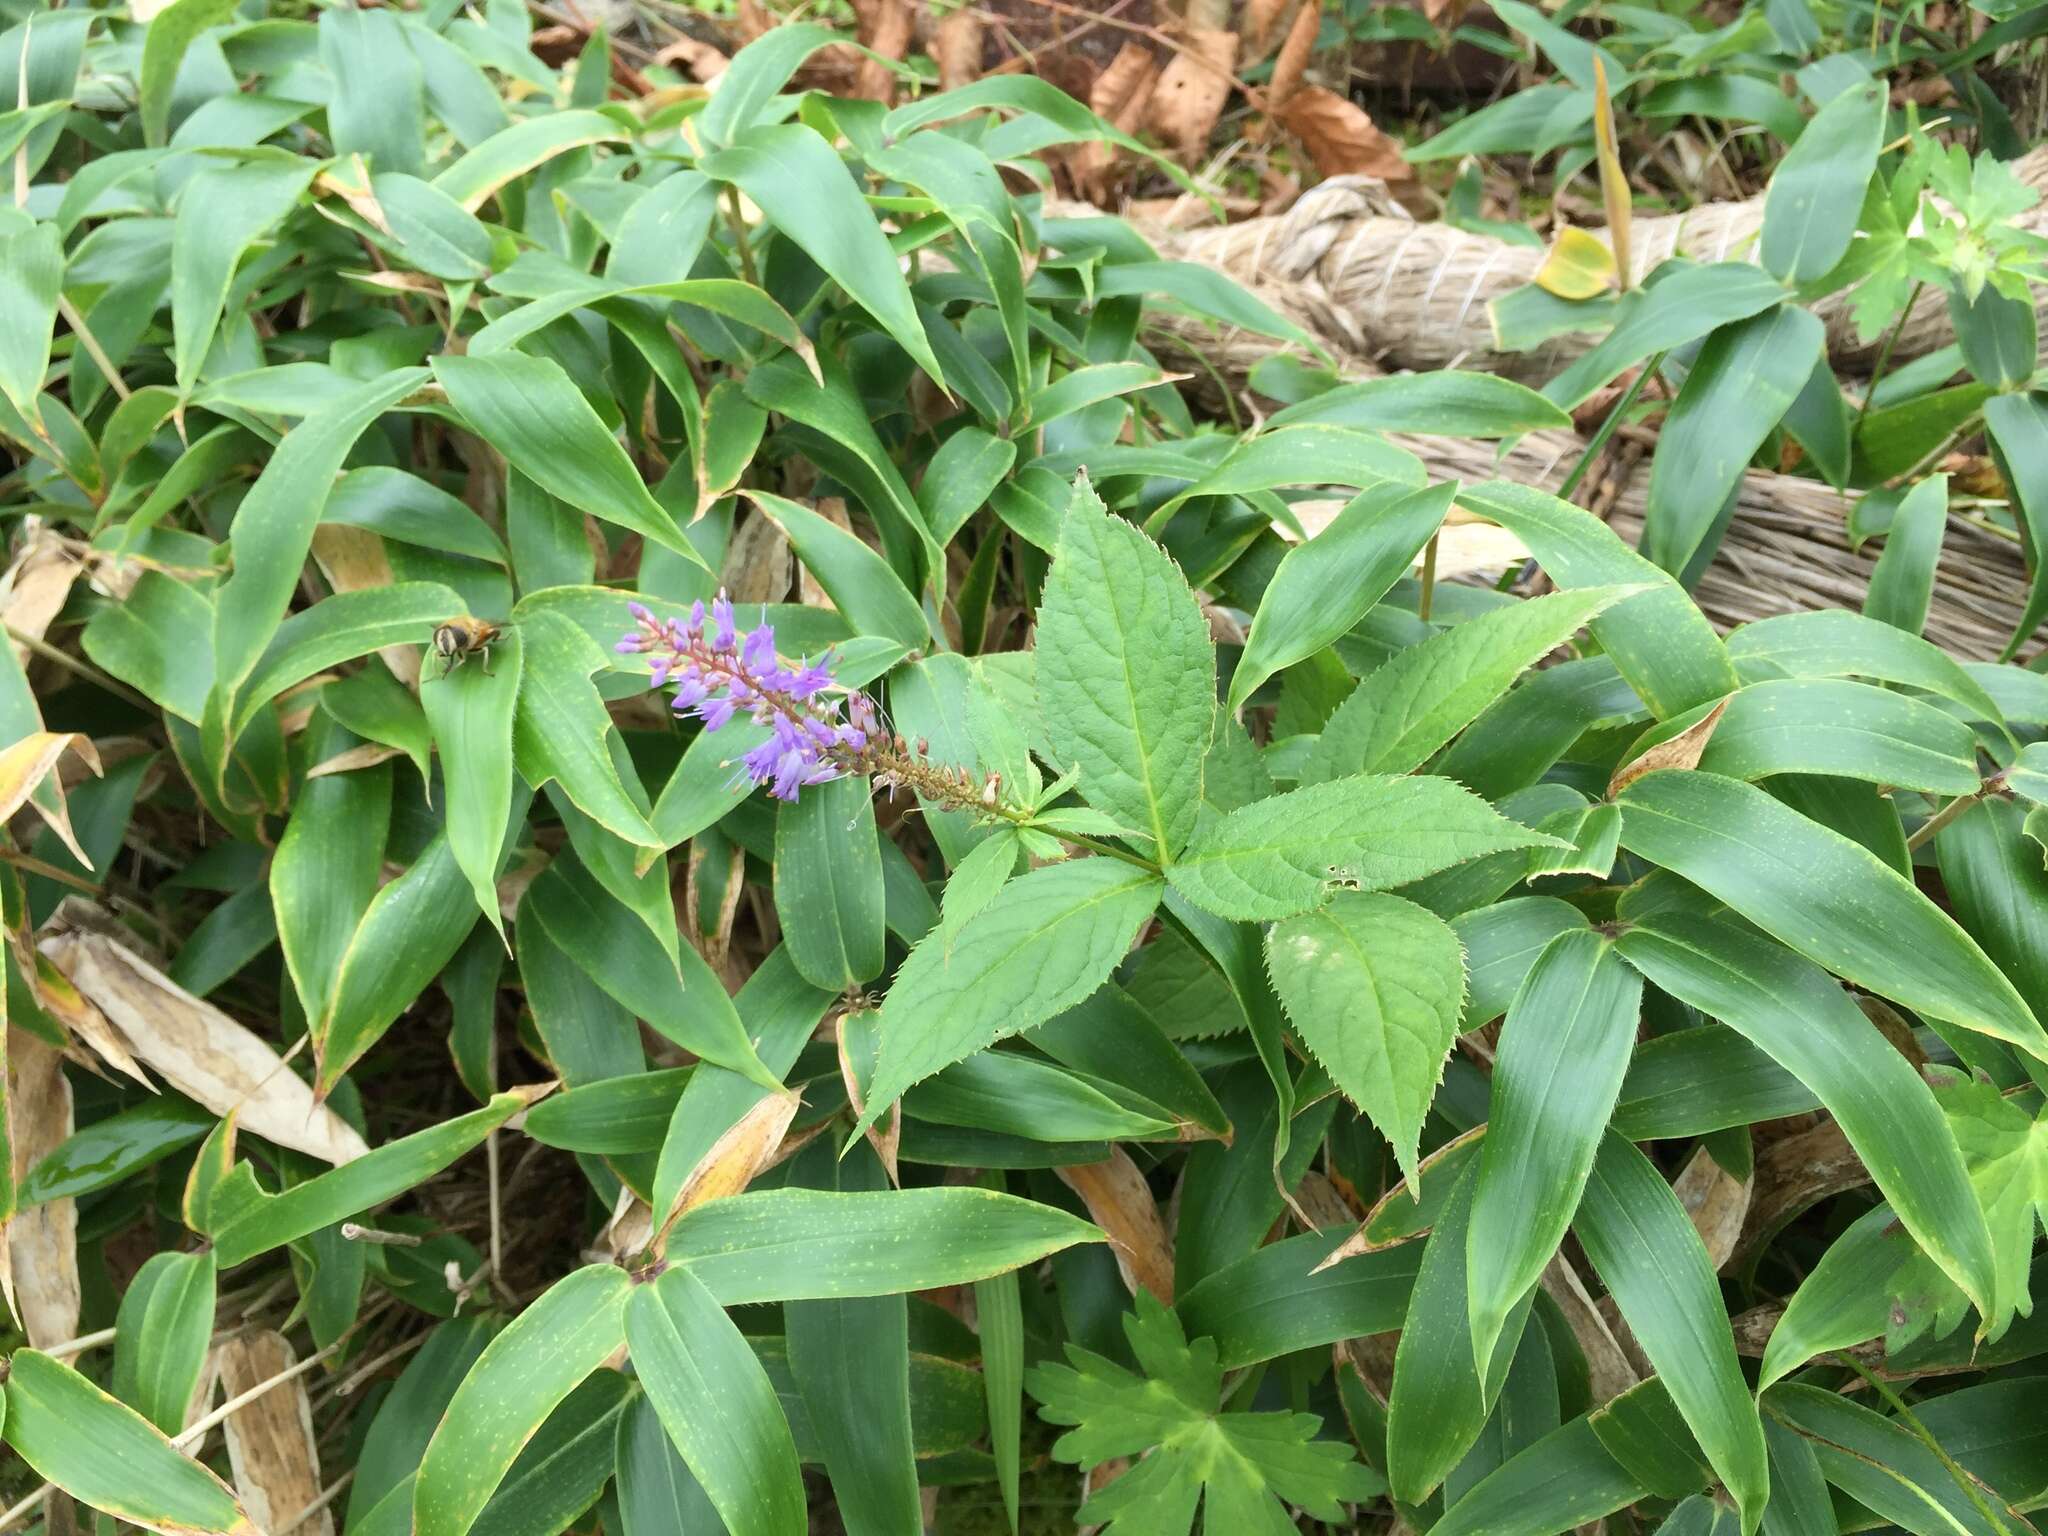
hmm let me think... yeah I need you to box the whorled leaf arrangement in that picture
[0,7,2046,1536]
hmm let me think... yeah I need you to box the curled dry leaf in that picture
[837,1011,900,1185]
[1145,29,1238,167]
[1606,698,1730,799]
[851,0,914,103]
[38,919,371,1167]
[314,159,391,238]
[216,1330,335,1536]
[719,507,792,607]
[1274,86,1413,183]
[1672,1143,1753,1271]
[0,732,103,869]
[1734,1117,1864,1265]
[1244,0,1303,62]
[1056,1148,1175,1303]
[25,945,150,1085]
[653,35,730,82]
[652,1087,804,1248]
[1072,43,1159,203]
[932,6,983,91]
[2,525,85,665]
[8,1027,82,1347]
[307,742,406,780]
[1591,59,1633,292]
[1265,0,1319,118]
[1541,1251,1641,1406]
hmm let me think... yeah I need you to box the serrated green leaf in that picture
[857,856,1163,1131]
[1167,774,1552,923]
[1266,891,1465,1192]
[1305,586,1633,782]
[1036,475,1214,857]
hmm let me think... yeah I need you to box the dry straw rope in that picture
[1149,147,2048,381]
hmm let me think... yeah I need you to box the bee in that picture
[427,616,505,679]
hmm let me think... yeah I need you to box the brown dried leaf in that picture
[1290,1169,1358,1230]
[1265,0,1318,113]
[8,1027,81,1347]
[836,1012,901,1186]
[1592,58,1632,290]
[932,6,983,91]
[1,527,84,664]
[1145,29,1238,166]
[0,732,102,869]
[216,1331,333,1536]
[1672,1144,1753,1271]
[653,1088,804,1247]
[307,743,405,780]
[38,920,371,1166]
[1736,1118,1864,1264]
[1244,0,1302,61]
[25,944,150,1086]
[310,525,419,688]
[1071,43,1159,203]
[1275,85,1413,182]
[852,0,914,103]
[1057,1149,1174,1302]
[1541,1251,1640,1406]
[720,508,791,607]
[1606,698,1730,799]
[653,35,730,82]
[314,158,390,237]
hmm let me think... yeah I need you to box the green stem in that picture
[723,184,758,287]
[1417,532,1441,623]
[1905,784,1987,852]
[1855,279,1924,438]
[1557,352,1664,504]
[1832,1353,2019,1536]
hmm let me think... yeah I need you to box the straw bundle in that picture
[1150,148,2048,380]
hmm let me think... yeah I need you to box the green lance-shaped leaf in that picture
[974,1261,1025,1534]
[663,1187,1102,1304]
[434,353,700,564]
[430,109,628,213]
[1575,1133,1769,1535]
[1457,480,1738,719]
[700,123,942,387]
[111,1249,218,1435]
[421,623,522,934]
[523,851,772,1087]
[1617,909,1996,1316]
[695,22,842,145]
[1764,1384,2015,1536]
[1166,774,1553,923]
[1266,891,1466,1193]
[1229,481,1454,712]
[0,221,61,430]
[626,1265,808,1536]
[2,1349,251,1535]
[1303,586,1636,783]
[413,1265,631,1536]
[773,772,886,993]
[271,744,390,1029]
[1264,370,1572,436]
[855,856,1163,1133]
[1467,929,1643,1373]
[207,367,430,749]
[1616,771,2047,1062]
[1386,1160,1535,1504]
[1430,1417,1648,1536]
[316,829,479,1094]
[19,1098,215,1208]
[1760,80,1886,283]
[206,1089,538,1268]
[1680,677,1982,796]
[747,491,928,651]
[1145,423,1427,531]
[1984,392,2048,658]
[1538,263,1790,412]
[1723,607,2006,725]
[1757,1202,1916,1390]
[1036,474,1214,857]
[139,0,239,144]
[1641,305,1826,576]
[510,608,663,850]
[784,1141,920,1536]
[171,158,319,395]
[1865,473,1951,638]
[233,583,461,740]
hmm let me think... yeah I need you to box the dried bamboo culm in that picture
[1144,147,2048,381]
[1134,275,2034,663]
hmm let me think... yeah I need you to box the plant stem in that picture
[723,184,759,286]
[1417,532,1441,622]
[1906,785,1987,851]
[1832,1353,2019,1536]
[1557,352,1664,504]
[1855,279,1924,438]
